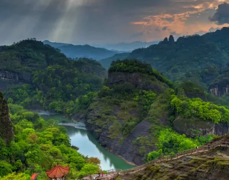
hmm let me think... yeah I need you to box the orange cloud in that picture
[131,0,228,41]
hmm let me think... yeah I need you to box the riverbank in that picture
[114,152,136,166]
[62,121,136,166]
[40,113,134,170]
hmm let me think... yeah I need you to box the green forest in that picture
[0,104,101,180]
[85,59,224,165]
[2,28,229,179]
[0,39,106,117]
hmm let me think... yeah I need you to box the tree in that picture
[0,173,29,180]
[0,161,13,177]
[78,164,99,178]
[86,157,101,165]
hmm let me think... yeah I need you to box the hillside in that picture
[0,103,101,179]
[86,28,226,90]
[100,53,129,69]
[209,63,229,97]
[44,40,118,60]
[128,33,228,83]
[118,134,229,180]
[0,39,106,115]
[85,60,229,165]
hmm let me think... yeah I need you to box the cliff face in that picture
[85,70,169,165]
[0,70,32,88]
[108,72,167,93]
[173,117,229,137]
[85,60,229,165]
[0,91,14,143]
[209,64,229,96]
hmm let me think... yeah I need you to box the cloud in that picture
[210,2,229,24]
[162,17,174,22]
[162,27,168,31]
[0,0,227,45]
[209,27,220,32]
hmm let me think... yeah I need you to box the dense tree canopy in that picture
[0,105,101,179]
[0,40,106,116]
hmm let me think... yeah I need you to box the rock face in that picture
[0,70,32,91]
[209,84,229,96]
[0,70,32,83]
[108,72,168,93]
[169,35,175,43]
[85,70,169,165]
[0,91,14,143]
[86,116,155,165]
[209,64,229,96]
[173,117,229,137]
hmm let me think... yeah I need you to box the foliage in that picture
[77,164,99,178]
[176,81,206,99]
[0,161,13,177]
[99,53,129,69]
[1,40,106,116]
[109,59,173,87]
[86,157,101,165]
[129,29,229,83]
[0,106,100,179]
[147,128,216,162]
[0,173,29,180]
[171,95,229,124]
[121,117,140,136]
[8,104,24,115]
[195,134,215,145]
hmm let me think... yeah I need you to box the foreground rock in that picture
[118,134,229,180]
[0,91,14,143]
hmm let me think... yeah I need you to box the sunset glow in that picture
[0,0,229,44]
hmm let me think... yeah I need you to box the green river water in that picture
[41,113,134,171]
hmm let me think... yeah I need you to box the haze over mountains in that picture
[95,41,159,52]
[4,0,229,179]
[43,40,118,60]
[43,40,159,61]
[2,27,229,179]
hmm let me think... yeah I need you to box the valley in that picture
[1,28,229,180]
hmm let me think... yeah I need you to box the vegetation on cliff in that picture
[0,39,106,116]
[118,134,229,180]
[0,104,101,179]
[0,91,14,144]
[85,60,220,165]
[126,28,229,85]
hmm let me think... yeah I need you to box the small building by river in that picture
[46,165,70,180]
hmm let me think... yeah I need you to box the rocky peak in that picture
[163,37,168,42]
[108,60,172,93]
[169,35,175,42]
[0,91,14,144]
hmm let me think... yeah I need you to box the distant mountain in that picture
[127,27,229,84]
[0,39,106,115]
[95,41,159,52]
[43,40,118,60]
[99,52,129,69]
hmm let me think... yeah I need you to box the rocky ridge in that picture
[85,60,229,165]
[0,91,14,143]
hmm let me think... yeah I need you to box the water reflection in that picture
[41,113,134,170]
[65,126,134,170]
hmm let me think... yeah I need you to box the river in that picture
[40,113,134,171]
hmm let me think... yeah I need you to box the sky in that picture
[1,0,229,45]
